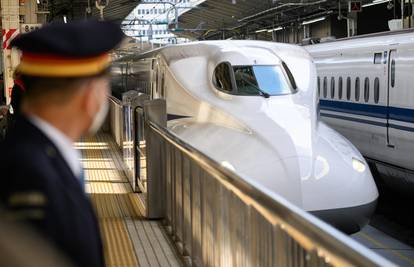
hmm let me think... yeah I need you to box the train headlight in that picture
[352,158,366,173]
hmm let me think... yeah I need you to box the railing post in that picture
[144,99,167,219]
[121,91,150,191]
[108,97,123,149]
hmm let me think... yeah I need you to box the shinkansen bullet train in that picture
[112,41,378,233]
[306,30,414,195]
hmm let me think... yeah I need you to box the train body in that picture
[112,41,378,233]
[306,31,414,194]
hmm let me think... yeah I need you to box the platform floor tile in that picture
[76,133,182,267]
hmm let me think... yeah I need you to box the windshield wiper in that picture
[255,87,270,98]
[239,76,270,98]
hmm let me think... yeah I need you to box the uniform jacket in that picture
[10,82,24,115]
[0,116,104,267]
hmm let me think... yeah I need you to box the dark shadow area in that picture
[358,2,402,34]
[370,181,414,247]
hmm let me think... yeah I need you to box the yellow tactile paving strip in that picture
[101,218,139,267]
[76,133,182,267]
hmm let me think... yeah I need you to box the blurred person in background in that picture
[7,77,26,130]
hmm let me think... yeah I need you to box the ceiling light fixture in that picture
[267,26,283,32]
[362,0,388,7]
[302,16,326,25]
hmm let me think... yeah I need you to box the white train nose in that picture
[297,153,378,233]
[296,123,379,233]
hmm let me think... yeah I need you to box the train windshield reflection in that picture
[233,65,292,96]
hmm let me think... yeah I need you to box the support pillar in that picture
[1,0,20,104]
[347,11,357,37]
[303,24,310,39]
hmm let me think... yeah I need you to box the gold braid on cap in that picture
[17,53,111,77]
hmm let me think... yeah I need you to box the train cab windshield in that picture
[233,66,292,96]
[214,62,295,97]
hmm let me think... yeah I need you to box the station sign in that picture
[20,24,42,33]
[349,1,362,12]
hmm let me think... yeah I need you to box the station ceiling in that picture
[176,0,375,40]
[48,0,140,23]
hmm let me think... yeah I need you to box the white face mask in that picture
[88,99,109,135]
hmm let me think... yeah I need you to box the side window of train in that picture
[323,77,327,98]
[338,77,343,100]
[330,77,335,99]
[155,68,159,96]
[374,77,380,104]
[160,72,165,98]
[346,77,351,100]
[121,64,126,89]
[391,59,396,88]
[317,77,321,97]
[355,77,360,102]
[213,62,234,92]
[374,53,382,64]
[364,77,370,103]
[282,61,297,90]
[126,63,138,92]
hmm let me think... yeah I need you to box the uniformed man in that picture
[0,20,124,267]
[0,73,4,105]
[10,78,25,115]
[7,77,26,130]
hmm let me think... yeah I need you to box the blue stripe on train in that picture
[320,100,387,119]
[389,107,414,124]
[319,100,414,123]
[319,100,414,132]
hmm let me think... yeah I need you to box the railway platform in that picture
[78,133,183,267]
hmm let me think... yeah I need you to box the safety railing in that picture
[143,99,394,267]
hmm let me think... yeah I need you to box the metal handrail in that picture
[147,120,394,267]
[108,95,122,105]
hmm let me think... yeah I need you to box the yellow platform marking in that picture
[77,133,182,267]
[101,218,139,267]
